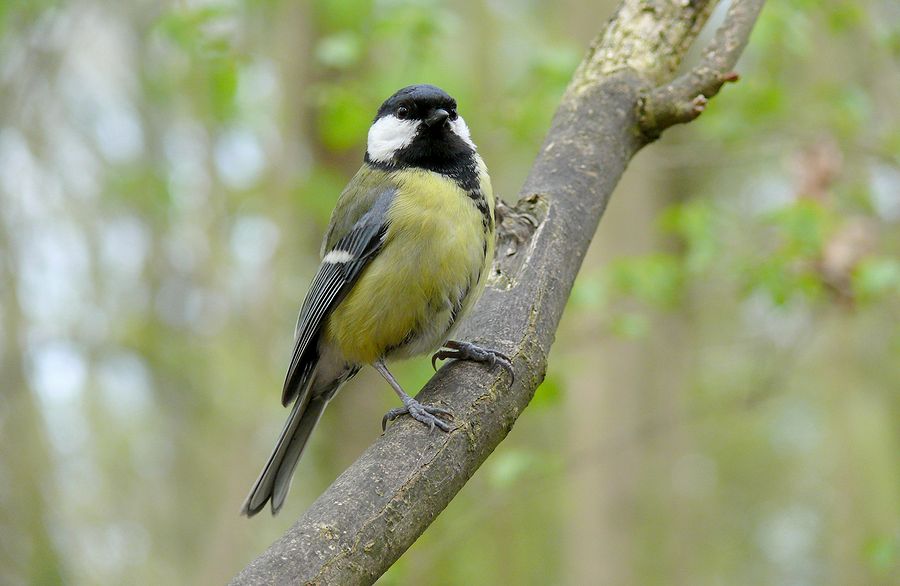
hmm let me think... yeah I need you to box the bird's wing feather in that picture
[280,187,396,406]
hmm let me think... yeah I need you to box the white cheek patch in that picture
[367,115,419,163]
[449,116,477,150]
[323,249,354,264]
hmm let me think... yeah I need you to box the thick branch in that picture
[232,1,765,584]
[572,0,715,89]
[638,0,766,137]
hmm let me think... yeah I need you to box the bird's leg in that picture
[375,360,453,432]
[431,340,514,382]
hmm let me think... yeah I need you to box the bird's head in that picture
[365,84,476,169]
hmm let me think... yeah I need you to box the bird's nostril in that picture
[425,109,450,128]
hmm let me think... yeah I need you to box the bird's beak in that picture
[424,108,450,128]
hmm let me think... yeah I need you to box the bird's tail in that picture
[241,374,339,517]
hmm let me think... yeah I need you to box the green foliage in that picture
[569,269,608,309]
[486,449,537,489]
[313,0,372,29]
[865,533,900,574]
[315,84,373,150]
[661,198,718,273]
[153,6,247,122]
[0,0,61,36]
[530,374,563,409]
[762,201,834,298]
[743,252,824,306]
[609,254,684,309]
[608,311,651,339]
[854,257,900,301]
[296,168,350,224]
[768,201,832,255]
[315,32,363,69]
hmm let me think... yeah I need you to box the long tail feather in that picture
[241,383,333,517]
[269,396,328,514]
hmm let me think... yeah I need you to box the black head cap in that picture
[366,84,477,175]
[374,84,457,122]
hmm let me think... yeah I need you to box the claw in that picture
[493,353,515,382]
[382,409,397,432]
[382,399,453,432]
[430,340,515,383]
[431,350,454,369]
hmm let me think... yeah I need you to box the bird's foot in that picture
[382,397,453,432]
[431,340,514,382]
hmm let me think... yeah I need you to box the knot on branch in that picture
[496,197,541,252]
[491,194,548,289]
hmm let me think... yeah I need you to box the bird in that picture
[241,84,512,517]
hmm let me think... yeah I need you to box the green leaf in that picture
[154,5,235,56]
[853,257,900,301]
[609,312,650,340]
[316,32,363,69]
[316,86,371,150]
[295,168,348,224]
[487,450,536,490]
[766,200,831,257]
[210,58,239,121]
[826,1,865,33]
[609,254,683,308]
[662,199,718,273]
[569,272,607,309]
[743,253,824,306]
[530,375,562,410]
[315,0,372,29]
[864,534,900,574]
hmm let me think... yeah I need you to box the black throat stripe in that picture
[364,155,492,230]
[469,188,492,231]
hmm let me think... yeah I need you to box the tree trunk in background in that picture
[824,313,873,586]
[564,148,686,585]
[0,233,66,584]
[645,167,692,585]
[560,1,636,583]
[198,2,319,581]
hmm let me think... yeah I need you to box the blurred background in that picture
[1,0,898,584]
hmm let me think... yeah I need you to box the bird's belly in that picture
[324,208,487,365]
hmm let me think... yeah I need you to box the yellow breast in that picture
[324,168,492,365]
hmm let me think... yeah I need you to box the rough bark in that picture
[232,1,766,584]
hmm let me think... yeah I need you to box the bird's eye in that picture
[448,108,458,121]
[396,106,409,119]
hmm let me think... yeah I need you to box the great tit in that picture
[242,84,512,517]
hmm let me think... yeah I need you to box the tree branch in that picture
[638,0,767,137]
[231,1,765,584]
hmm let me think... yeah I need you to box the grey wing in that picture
[280,187,395,406]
